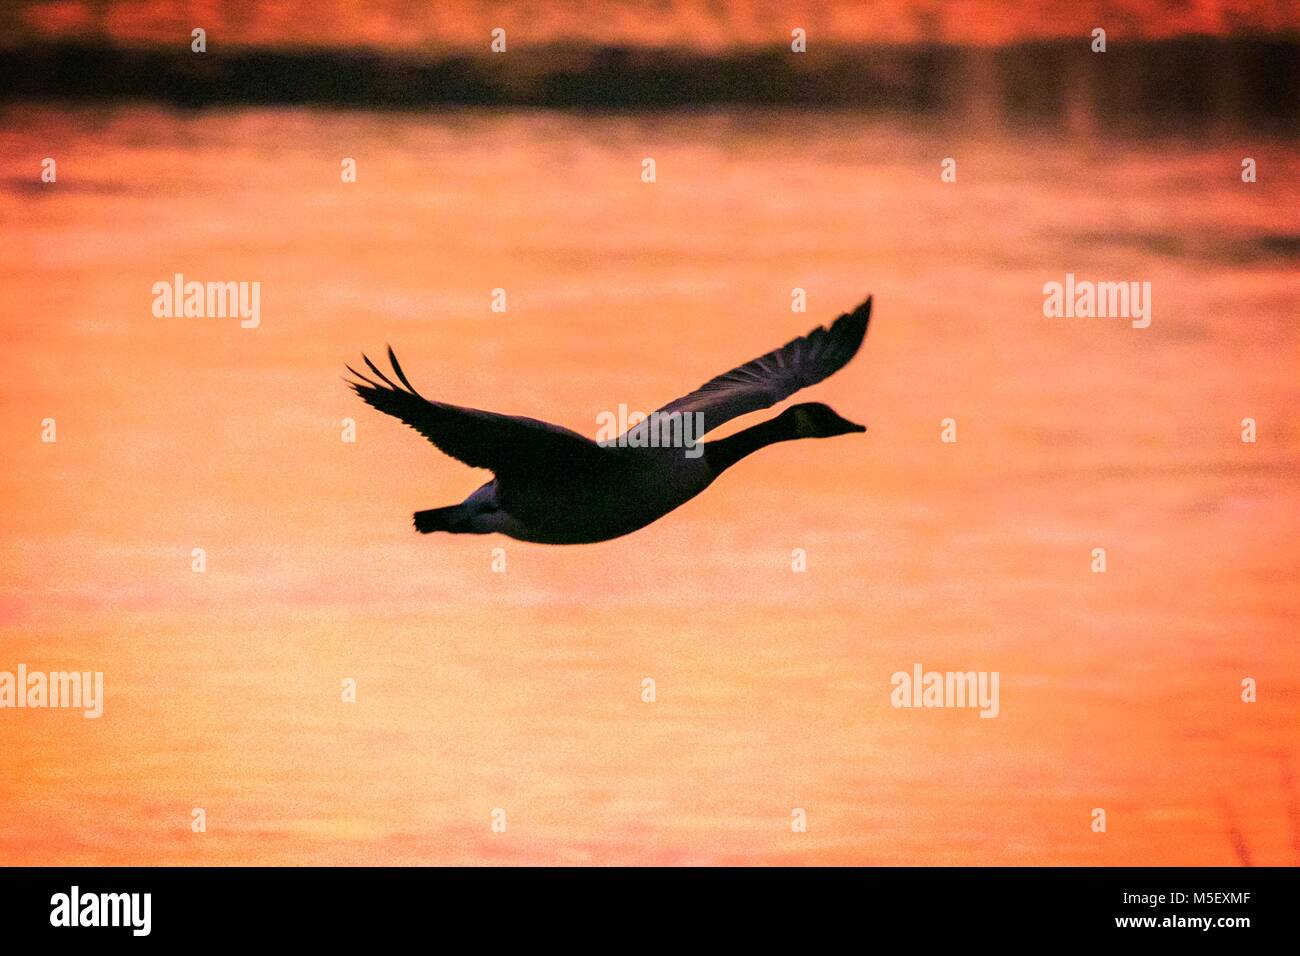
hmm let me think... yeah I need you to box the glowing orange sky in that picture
[9,0,1300,48]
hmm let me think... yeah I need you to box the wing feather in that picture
[346,349,609,477]
[648,296,872,436]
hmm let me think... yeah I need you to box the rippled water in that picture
[0,106,1297,864]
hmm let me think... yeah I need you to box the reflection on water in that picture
[0,107,1297,864]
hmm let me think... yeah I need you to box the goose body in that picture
[347,296,872,544]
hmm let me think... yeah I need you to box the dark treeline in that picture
[0,37,1296,127]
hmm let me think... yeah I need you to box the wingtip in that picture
[833,295,872,326]
[344,363,380,390]
[834,295,872,340]
[386,345,420,395]
[848,295,872,341]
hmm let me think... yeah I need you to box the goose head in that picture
[781,402,866,439]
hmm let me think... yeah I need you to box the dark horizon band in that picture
[1,37,1296,123]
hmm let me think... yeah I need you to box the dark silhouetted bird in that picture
[346,296,872,544]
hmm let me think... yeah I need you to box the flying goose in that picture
[346,296,871,544]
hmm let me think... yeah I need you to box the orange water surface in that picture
[0,106,1297,864]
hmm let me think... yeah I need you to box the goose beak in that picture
[830,412,866,434]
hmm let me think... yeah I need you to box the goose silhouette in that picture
[346,296,871,544]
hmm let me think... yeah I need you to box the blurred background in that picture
[0,1,1297,865]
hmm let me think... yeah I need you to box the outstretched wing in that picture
[650,296,872,436]
[346,347,610,477]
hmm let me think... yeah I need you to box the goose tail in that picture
[413,505,472,534]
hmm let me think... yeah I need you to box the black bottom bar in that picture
[0,866,1292,943]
